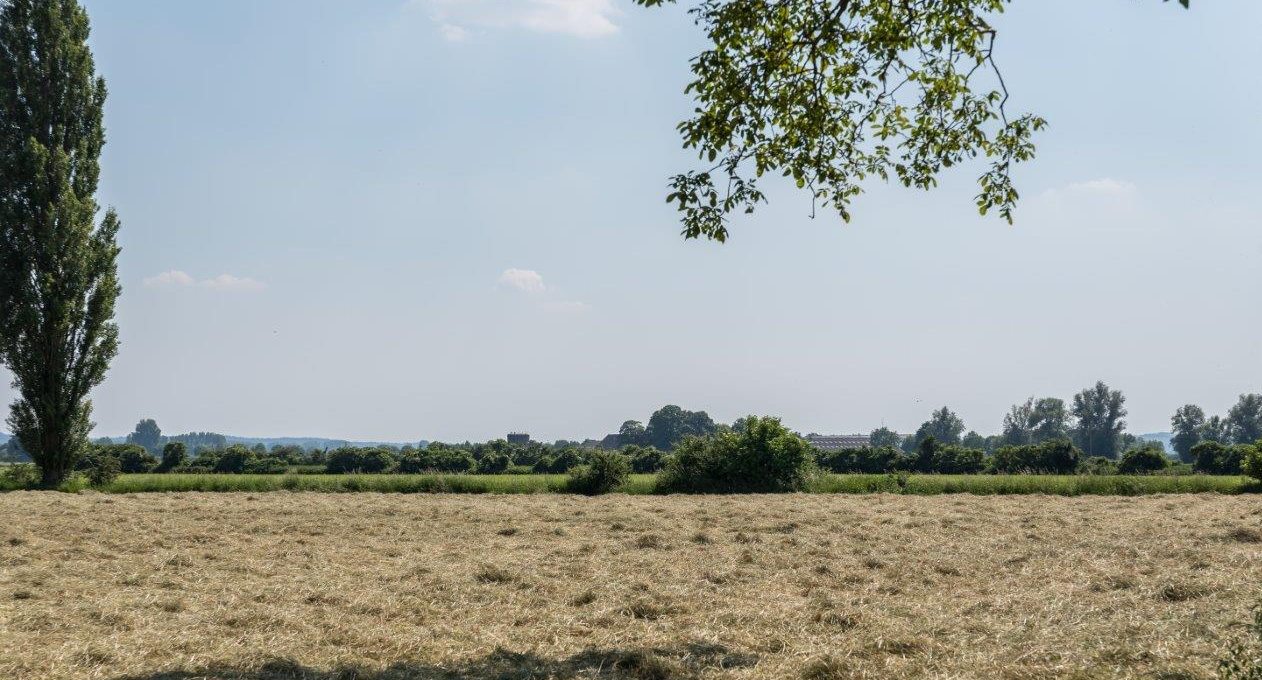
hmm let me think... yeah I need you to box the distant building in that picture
[581,434,621,450]
[507,433,531,446]
[805,434,870,451]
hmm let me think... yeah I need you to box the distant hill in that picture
[1138,432,1173,454]
[222,436,429,450]
[99,434,427,450]
[0,432,8,445]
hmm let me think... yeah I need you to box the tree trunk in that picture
[39,461,69,488]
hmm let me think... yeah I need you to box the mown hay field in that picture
[2,492,1261,680]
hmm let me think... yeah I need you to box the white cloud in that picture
[424,0,620,40]
[144,270,265,292]
[200,274,266,291]
[143,270,196,287]
[438,23,471,42]
[1065,178,1137,195]
[1037,178,1139,209]
[498,268,546,293]
[543,300,592,314]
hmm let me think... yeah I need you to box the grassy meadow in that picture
[47,471,1262,495]
[2,492,1261,679]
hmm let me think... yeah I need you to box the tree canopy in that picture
[637,0,1189,241]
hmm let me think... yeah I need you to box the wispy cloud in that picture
[423,0,620,41]
[144,270,196,287]
[1065,178,1137,195]
[497,268,547,293]
[144,270,265,292]
[438,23,471,42]
[1041,177,1138,200]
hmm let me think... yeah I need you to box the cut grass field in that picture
[53,472,1262,495]
[2,492,1260,679]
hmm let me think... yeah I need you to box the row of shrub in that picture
[816,438,1260,477]
[39,423,1262,495]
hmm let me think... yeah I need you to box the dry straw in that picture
[1,492,1260,679]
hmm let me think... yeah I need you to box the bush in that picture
[816,446,909,474]
[87,455,121,487]
[428,449,476,473]
[1192,441,1248,475]
[990,440,1081,474]
[1243,443,1262,481]
[622,445,666,473]
[934,445,986,474]
[117,446,158,474]
[476,452,510,474]
[566,450,631,495]
[214,445,257,474]
[549,448,586,473]
[243,456,290,474]
[155,442,188,473]
[325,447,396,474]
[911,438,985,474]
[1118,444,1169,475]
[657,415,814,493]
[2,463,41,488]
[1079,456,1118,475]
[395,450,429,474]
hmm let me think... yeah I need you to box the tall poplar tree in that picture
[0,0,121,487]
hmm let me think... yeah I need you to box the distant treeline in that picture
[70,430,1259,481]
[6,383,1259,482]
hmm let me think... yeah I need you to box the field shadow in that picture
[110,643,759,680]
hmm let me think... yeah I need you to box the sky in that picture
[2,0,1259,442]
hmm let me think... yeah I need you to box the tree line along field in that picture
[12,472,1256,496]
[2,492,1261,680]
[4,414,1260,496]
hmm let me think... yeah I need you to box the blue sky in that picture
[3,0,1258,442]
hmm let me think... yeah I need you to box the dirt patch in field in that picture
[1,492,1259,679]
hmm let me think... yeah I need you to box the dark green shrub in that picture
[530,456,556,474]
[325,447,396,474]
[657,415,814,493]
[566,450,631,495]
[816,446,909,474]
[155,442,188,473]
[1079,456,1118,475]
[178,450,219,473]
[911,438,985,474]
[395,450,429,474]
[356,448,396,474]
[990,440,1081,474]
[1192,441,1247,475]
[1,463,40,488]
[243,456,290,474]
[324,448,360,474]
[427,449,475,473]
[394,448,473,474]
[1118,444,1170,474]
[1243,442,1262,481]
[214,445,256,474]
[477,452,510,474]
[87,455,121,487]
[548,448,585,473]
[935,445,985,474]
[116,445,158,474]
[622,445,666,473]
